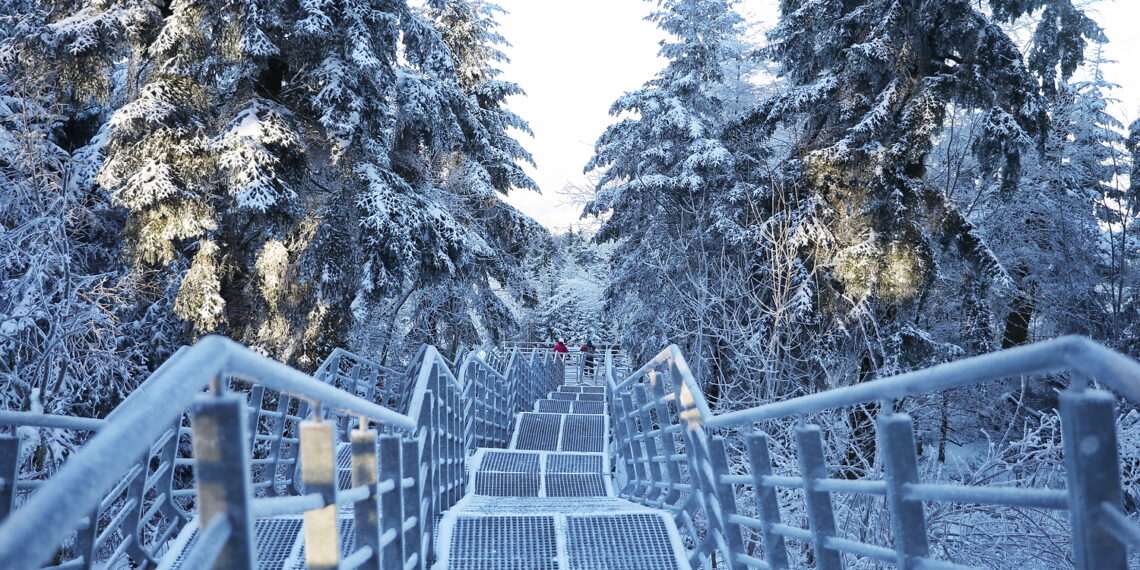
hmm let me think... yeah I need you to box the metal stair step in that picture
[509,413,608,453]
[435,509,687,570]
[466,450,611,499]
[534,399,605,414]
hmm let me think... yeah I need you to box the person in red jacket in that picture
[553,340,569,357]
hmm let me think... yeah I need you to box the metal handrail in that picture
[0,336,412,569]
[606,335,1140,569]
[0,334,564,570]
[708,335,1140,428]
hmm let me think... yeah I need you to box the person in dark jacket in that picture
[580,340,596,377]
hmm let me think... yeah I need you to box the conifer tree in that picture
[733,0,1104,374]
[69,0,546,363]
[585,0,753,378]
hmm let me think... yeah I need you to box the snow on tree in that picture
[0,8,160,472]
[726,0,1106,376]
[22,0,551,366]
[584,0,758,399]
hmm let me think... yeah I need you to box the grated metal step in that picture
[560,415,605,453]
[436,510,687,570]
[536,399,572,413]
[510,413,609,453]
[445,516,559,569]
[158,516,304,570]
[512,413,563,451]
[565,513,681,570]
[481,450,541,472]
[535,400,606,414]
[545,474,607,497]
[468,450,611,499]
[546,453,603,473]
[549,392,606,402]
[569,401,604,414]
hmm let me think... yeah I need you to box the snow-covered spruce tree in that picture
[88,0,543,365]
[995,72,1128,344]
[733,0,1104,377]
[1120,115,1140,353]
[351,0,546,362]
[585,0,757,402]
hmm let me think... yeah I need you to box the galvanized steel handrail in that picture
[606,336,1140,569]
[707,334,1140,428]
[0,335,412,569]
[0,336,562,570]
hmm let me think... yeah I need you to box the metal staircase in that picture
[4,336,1140,569]
[435,379,687,569]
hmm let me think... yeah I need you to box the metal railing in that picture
[605,335,1140,569]
[0,336,561,569]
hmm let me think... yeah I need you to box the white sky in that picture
[494,0,1140,233]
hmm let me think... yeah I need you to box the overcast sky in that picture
[493,0,1140,232]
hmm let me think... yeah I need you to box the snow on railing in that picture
[605,335,1140,569]
[0,336,560,570]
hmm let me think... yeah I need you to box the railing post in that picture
[649,374,684,504]
[0,435,19,521]
[877,413,929,568]
[190,393,257,569]
[122,460,151,564]
[446,383,463,509]
[74,506,98,570]
[1060,388,1127,569]
[795,424,842,570]
[301,419,339,570]
[352,427,381,570]
[710,436,748,570]
[245,385,265,451]
[404,437,425,569]
[745,432,790,569]
[618,392,650,498]
[378,433,405,567]
[266,399,293,497]
[378,435,404,569]
[632,383,665,503]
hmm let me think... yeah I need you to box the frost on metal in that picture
[607,337,1140,569]
[4,336,1139,569]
